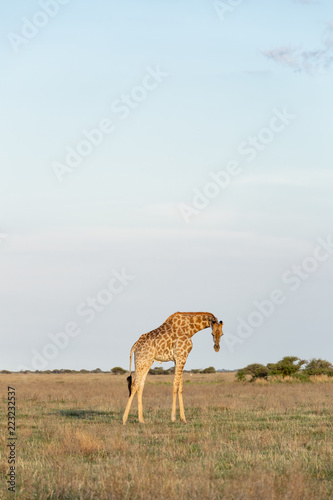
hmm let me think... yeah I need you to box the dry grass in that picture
[0,372,332,499]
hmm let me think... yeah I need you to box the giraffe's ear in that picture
[212,319,216,324]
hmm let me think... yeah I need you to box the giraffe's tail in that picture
[126,375,132,397]
[127,344,136,397]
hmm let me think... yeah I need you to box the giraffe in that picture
[122,312,223,424]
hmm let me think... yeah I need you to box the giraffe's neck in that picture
[190,313,216,333]
[167,312,216,337]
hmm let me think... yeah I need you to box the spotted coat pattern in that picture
[123,312,223,424]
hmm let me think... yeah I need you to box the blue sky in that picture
[0,0,332,371]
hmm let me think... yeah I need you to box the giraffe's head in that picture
[212,320,223,352]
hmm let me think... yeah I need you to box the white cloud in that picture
[262,46,299,70]
[263,21,333,74]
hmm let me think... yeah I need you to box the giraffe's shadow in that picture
[53,409,120,422]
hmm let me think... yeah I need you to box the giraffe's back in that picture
[132,315,196,367]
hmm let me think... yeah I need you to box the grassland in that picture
[0,372,332,499]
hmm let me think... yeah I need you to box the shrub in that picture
[304,358,333,377]
[111,367,126,375]
[164,367,175,374]
[248,364,269,381]
[201,366,216,374]
[236,369,247,382]
[293,372,310,382]
[267,363,278,375]
[149,367,165,375]
[236,364,269,382]
[268,357,306,377]
[236,356,330,383]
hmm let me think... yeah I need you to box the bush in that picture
[149,367,165,375]
[236,356,332,382]
[201,366,216,374]
[111,367,126,375]
[268,357,306,377]
[164,367,175,374]
[267,363,278,375]
[236,369,247,382]
[293,372,310,382]
[247,364,269,381]
[304,358,333,377]
[236,364,269,382]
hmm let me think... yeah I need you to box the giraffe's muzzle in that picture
[214,344,220,352]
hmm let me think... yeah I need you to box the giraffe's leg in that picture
[171,385,178,422]
[137,387,144,424]
[137,368,150,424]
[123,385,137,425]
[171,361,185,422]
[178,374,187,423]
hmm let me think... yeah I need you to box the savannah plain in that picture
[1,372,332,499]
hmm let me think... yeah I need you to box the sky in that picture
[0,0,332,372]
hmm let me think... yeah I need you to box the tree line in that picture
[2,359,331,379]
[236,357,333,382]
[0,366,219,375]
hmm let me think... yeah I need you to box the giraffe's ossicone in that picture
[122,312,223,424]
